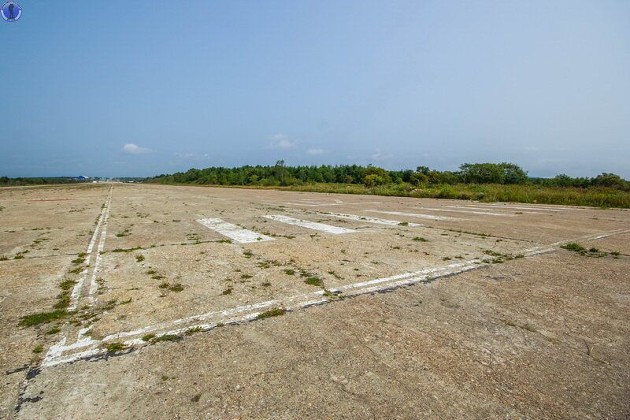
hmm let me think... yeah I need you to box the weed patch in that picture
[561,242,614,257]
[323,289,343,300]
[561,242,586,253]
[46,327,61,335]
[71,256,85,264]
[106,342,127,353]
[115,228,131,237]
[257,307,286,319]
[19,310,67,327]
[168,283,184,292]
[59,278,76,291]
[112,247,142,253]
[153,334,181,343]
[304,276,323,287]
[185,326,203,335]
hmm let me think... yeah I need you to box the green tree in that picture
[363,166,391,186]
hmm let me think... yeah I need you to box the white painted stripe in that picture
[368,210,461,221]
[264,215,355,234]
[68,188,112,311]
[419,207,513,217]
[43,348,104,368]
[88,199,111,304]
[196,218,274,243]
[318,212,423,227]
[285,202,343,207]
[103,299,280,341]
[447,205,543,214]
[489,204,573,211]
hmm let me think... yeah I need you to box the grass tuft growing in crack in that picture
[257,307,286,319]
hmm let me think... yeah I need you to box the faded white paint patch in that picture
[489,204,575,211]
[264,214,355,234]
[196,218,274,243]
[318,212,423,227]
[285,202,343,207]
[447,205,543,215]
[419,207,513,217]
[368,210,461,221]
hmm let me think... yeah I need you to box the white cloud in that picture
[122,143,152,154]
[267,133,296,149]
[175,152,210,160]
[307,148,325,155]
[371,149,393,161]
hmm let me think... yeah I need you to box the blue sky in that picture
[1,1,629,178]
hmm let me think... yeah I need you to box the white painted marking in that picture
[285,202,343,207]
[88,199,111,304]
[264,215,355,234]
[103,299,280,341]
[419,207,513,217]
[68,188,112,311]
[368,210,461,221]
[43,348,104,368]
[318,212,423,227]
[447,205,543,214]
[196,218,274,243]
[489,204,573,211]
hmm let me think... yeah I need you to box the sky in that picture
[1,1,629,178]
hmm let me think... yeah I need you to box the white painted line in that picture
[446,205,543,214]
[368,210,461,221]
[103,299,281,342]
[196,218,274,243]
[285,202,343,207]
[264,215,355,234]
[68,188,112,311]
[88,199,111,304]
[318,212,423,227]
[489,204,573,211]
[419,207,513,217]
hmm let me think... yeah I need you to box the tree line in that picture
[148,162,629,191]
[0,177,86,186]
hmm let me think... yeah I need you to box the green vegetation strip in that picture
[561,242,620,258]
[19,310,68,327]
[148,163,629,208]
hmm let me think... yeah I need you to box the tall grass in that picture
[281,183,629,208]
